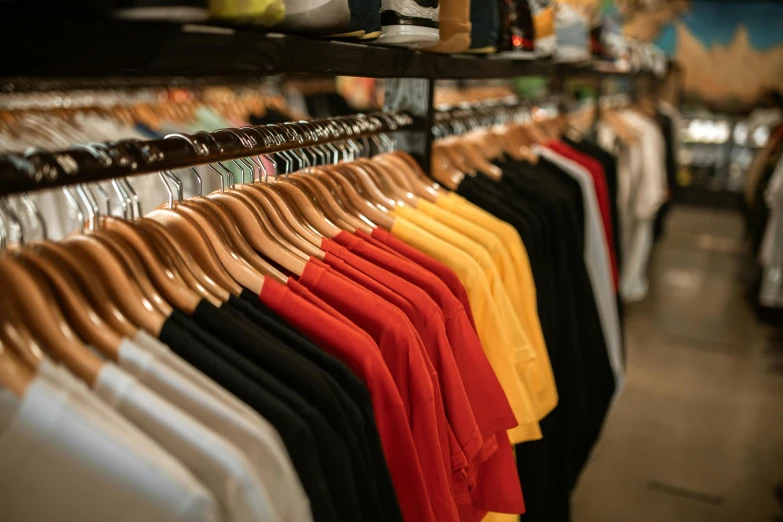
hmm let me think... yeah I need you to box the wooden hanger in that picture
[309,171,375,233]
[92,233,174,317]
[33,241,139,338]
[332,161,397,210]
[0,257,104,386]
[294,170,364,232]
[0,278,44,369]
[101,217,205,312]
[62,235,167,336]
[206,190,308,276]
[438,139,477,176]
[355,158,416,207]
[430,147,466,190]
[178,195,287,283]
[147,203,262,294]
[368,155,417,197]
[247,182,325,246]
[0,337,33,397]
[238,183,326,259]
[136,219,229,304]
[290,172,355,231]
[211,158,312,262]
[272,179,341,238]
[322,167,395,230]
[374,153,440,202]
[134,222,217,305]
[14,248,124,358]
[457,136,503,180]
[98,229,201,314]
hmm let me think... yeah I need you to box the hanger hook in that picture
[164,133,208,196]
[157,172,175,209]
[0,199,23,246]
[62,185,85,233]
[111,178,130,218]
[19,192,47,240]
[0,205,7,250]
[163,170,183,204]
[195,131,230,191]
[75,183,99,231]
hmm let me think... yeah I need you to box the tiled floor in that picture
[572,205,783,522]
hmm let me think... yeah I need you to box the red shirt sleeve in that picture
[367,228,478,330]
[258,279,439,522]
[547,141,619,291]
[297,262,461,522]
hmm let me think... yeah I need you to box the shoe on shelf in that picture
[531,0,555,58]
[277,0,351,34]
[209,0,283,25]
[493,0,535,60]
[111,0,209,21]
[327,0,381,40]
[423,0,470,53]
[375,0,440,48]
[553,3,590,63]
[464,0,498,54]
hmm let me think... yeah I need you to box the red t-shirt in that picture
[285,278,379,348]
[369,227,478,330]
[258,279,438,522]
[334,232,523,514]
[314,253,464,482]
[547,141,619,291]
[323,240,482,468]
[296,261,461,522]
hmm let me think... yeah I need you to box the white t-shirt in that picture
[534,146,625,394]
[119,336,313,522]
[95,363,281,522]
[0,371,218,522]
[618,110,667,221]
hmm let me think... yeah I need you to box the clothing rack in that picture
[0,8,665,196]
[0,111,414,196]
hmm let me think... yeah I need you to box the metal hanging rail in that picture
[0,112,414,197]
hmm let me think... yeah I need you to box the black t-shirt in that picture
[192,299,385,522]
[164,310,366,522]
[157,314,339,522]
[221,295,403,522]
[455,158,617,522]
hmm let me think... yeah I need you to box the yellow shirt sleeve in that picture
[482,511,520,522]
[434,194,557,419]
[390,217,542,444]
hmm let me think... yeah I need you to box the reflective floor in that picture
[572,205,783,522]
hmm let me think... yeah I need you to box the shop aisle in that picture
[572,205,783,522]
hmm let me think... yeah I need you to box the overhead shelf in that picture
[0,10,654,88]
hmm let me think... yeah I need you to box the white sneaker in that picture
[375,0,439,48]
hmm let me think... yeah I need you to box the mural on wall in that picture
[558,0,783,109]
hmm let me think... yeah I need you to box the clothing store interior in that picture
[0,0,782,521]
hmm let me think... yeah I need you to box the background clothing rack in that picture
[0,8,663,194]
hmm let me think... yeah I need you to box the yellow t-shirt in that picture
[428,193,558,420]
[415,199,557,420]
[391,215,541,444]
[390,217,542,444]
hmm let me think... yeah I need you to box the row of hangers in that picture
[0,92,647,398]
[0,85,303,136]
[0,113,444,397]
[429,92,654,189]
